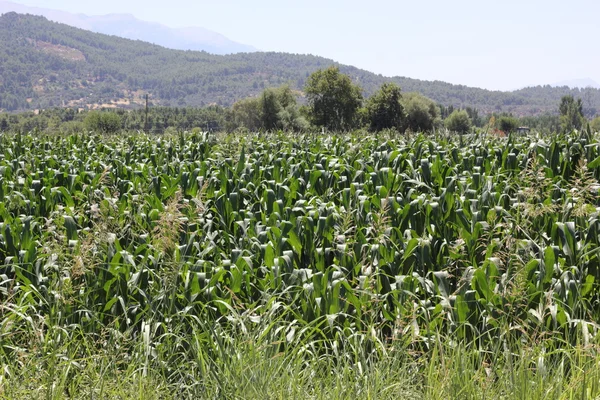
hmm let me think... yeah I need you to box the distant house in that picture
[517,126,531,134]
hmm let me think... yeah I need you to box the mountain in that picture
[0,1,256,54]
[551,78,600,90]
[1,12,600,116]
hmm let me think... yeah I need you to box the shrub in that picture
[84,111,122,134]
[445,109,472,134]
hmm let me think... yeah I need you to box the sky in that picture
[8,0,600,91]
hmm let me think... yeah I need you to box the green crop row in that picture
[1,130,600,363]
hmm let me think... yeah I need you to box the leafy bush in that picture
[83,110,122,133]
[445,109,472,134]
[401,92,440,132]
[498,115,519,133]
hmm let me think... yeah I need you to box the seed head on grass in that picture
[153,190,185,257]
[371,198,392,246]
[517,157,559,222]
[568,158,599,217]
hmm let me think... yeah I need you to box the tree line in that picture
[2,67,598,135]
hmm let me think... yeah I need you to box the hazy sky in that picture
[10,0,600,91]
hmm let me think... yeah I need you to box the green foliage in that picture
[1,106,232,134]
[355,106,369,128]
[230,97,262,131]
[0,102,588,137]
[519,113,560,133]
[83,110,122,133]
[2,129,600,397]
[230,85,307,131]
[498,115,519,133]
[592,116,600,133]
[4,307,600,398]
[445,110,472,134]
[366,82,405,132]
[277,104,309,132]
[559,95,585,131]
[264,85,308,131]
[401,92,440,132]
[260,88,282,130]
[305,67,363,131]
[464,106,485,127]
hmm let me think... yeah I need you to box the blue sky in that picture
[10,0,600,91]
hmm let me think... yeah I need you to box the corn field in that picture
[1,130,600,398]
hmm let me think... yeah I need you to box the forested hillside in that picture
[0,1,256,55]
[1,12,600,115]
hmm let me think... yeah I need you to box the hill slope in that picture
[0,1,256,54]
[1,12,600,116]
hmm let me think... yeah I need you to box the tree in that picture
[230,97,262,131]
[401,92,440,132]
[84,111,122,134]
[559,95,584,131]
[264,85,307,131]
[276,86,309,131]
[366,82,405,132]
[274,85,296,110]
[465,107,483,127]
[277,106,309,131]
[498,115,519,133]
[445,110,472,134]
[260,88,282,130]
[305,67,363,131]
[230,86,307,132]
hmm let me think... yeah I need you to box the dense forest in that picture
[1,12,600,116]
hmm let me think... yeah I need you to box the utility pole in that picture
[144,94,149,133]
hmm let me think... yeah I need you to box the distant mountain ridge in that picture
[0,0,256,54]
[551,78,600,90]
[0,12,599,116]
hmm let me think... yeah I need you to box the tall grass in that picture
[2,300,599,399]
